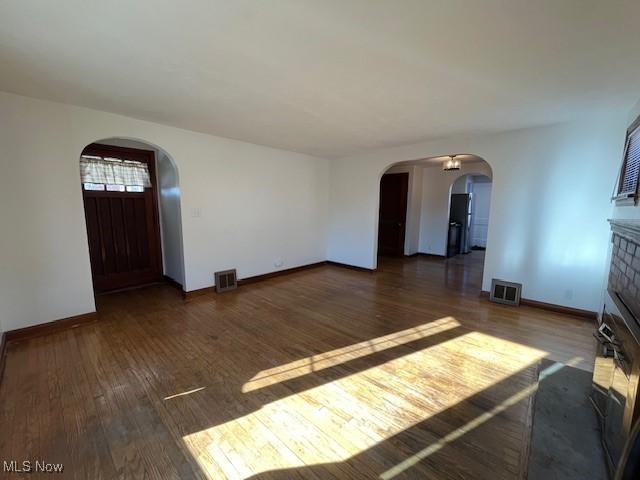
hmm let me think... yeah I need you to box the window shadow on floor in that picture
[2,255,595,478]
[243,361,541,480]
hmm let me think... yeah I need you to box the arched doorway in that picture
[375,154,493,292]
[79,137,184,293]
[447,173,493,257]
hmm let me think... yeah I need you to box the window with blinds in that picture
[618,116,640,202]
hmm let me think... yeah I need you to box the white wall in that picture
[157,152,185,286]
[1,87,636,330]
[0,91,329,331]
[382,164,423,255]
[418,162,492,256]
[451,174,471,194]
[327,115,628,312]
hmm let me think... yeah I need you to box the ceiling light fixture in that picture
[443,155,461,171]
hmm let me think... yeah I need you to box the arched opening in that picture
[445,171,493,291]
[375,154,493,293]
[78,137,185,295]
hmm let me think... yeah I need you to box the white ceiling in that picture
[1,0,639,158]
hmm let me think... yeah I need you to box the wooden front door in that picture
[378,172,409,256]
[82,144,163,293]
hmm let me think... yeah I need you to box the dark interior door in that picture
[378,172,409,256]
[82,144,163,293]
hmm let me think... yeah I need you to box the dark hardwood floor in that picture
[0,252,596,479]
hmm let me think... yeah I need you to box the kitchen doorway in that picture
[447,174,492,258]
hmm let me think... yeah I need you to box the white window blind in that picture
[619,122,640,196]
[80,155,151,188]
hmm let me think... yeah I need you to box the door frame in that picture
[377,172,409,257]
[81,143,163,292]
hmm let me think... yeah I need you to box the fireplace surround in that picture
[608,220,640,326]
[592,219,640,476]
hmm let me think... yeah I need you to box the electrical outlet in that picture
[274,258,284,268]
[564,289,573,300]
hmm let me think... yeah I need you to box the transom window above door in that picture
[80,155,151,192]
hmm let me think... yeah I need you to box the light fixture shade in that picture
[443,155,461,171]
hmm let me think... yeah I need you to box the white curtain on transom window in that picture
[80,156,152,187]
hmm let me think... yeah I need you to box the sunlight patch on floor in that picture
[182,324,549,479]
[164,387,206,400]
[242,316,461,393]
[379,357,582,479]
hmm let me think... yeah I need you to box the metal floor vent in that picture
[490,279,522,306]
[215,269,237,293]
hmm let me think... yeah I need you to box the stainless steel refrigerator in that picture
[448,193,471,256]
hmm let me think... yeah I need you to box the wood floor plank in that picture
[0,252,596,479]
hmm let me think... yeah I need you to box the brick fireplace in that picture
[608,219,640,326]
